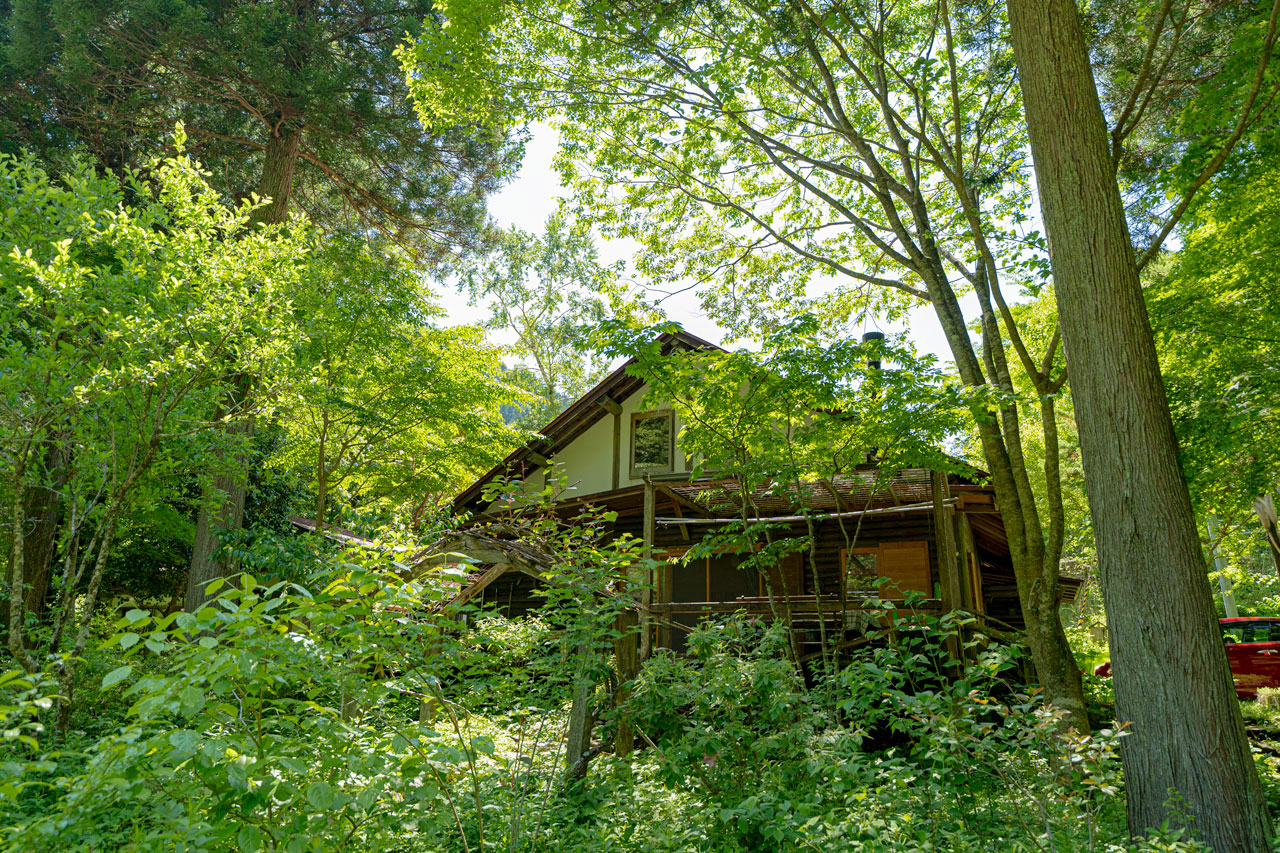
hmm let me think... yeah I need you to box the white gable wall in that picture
[550,381,689,497]
[550,411,615,495]
[485,383,689,511]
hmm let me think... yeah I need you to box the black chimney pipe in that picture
[861,331,885,370]
[861,331,886,464]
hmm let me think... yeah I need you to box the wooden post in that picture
[954,512,978,612]
[931,472,963,662]
[612,479,654,758]
[931,473,964,612]
[564,641,594,782]
[612,609,638,757]
[611,411,622,491]
[639,480,656,660]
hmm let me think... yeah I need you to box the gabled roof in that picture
[452,329,723,513]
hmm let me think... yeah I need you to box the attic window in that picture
[631,410,674,478]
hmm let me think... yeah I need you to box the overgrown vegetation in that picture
[2,0,1279,845]
[1,526,1254,851]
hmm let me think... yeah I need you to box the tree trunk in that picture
[1006,0,1272,846]
[7,471,38,674]
[924,270,1090,729]
[185,415,255,611]
[185,118,302,610]
[251,120,303,227]
[612,609,638,756]
[57,507,119,735]
[21,443,69,618]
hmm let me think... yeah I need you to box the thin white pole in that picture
[1206,514,1238,618]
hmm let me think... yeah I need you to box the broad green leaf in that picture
[306,780,335,811]
[101,665,132,689]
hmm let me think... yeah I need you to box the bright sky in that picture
[439,122,976,365]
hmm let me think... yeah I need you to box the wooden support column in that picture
[597,395,623,491]
[613,478,655,759]
[954,512,980,613]
[611,412,622,491]
[931,471,963,662]
[931,473,964,612]
[639,479,656,659]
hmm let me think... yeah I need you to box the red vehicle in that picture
[1093,617,1280,700]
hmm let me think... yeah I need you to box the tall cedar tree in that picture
[0,0,517,611]
[1006,0,1278,846]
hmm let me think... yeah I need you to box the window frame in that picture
[629,409,676,479]
[841,546,880,597]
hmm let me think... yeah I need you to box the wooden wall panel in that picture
[877,540,933,597]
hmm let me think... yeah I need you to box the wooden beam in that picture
[526,450,550,467]
[932,472,964,613]
[931,472,964,664]
[955,512,979,612]
[668,494,691,542]
[450,563,513,607]
[819,478,852,512]
[657,485,715,518]
[611,411,621,491]
[656,499,956,526]
[595,394,623,416]
[416,548,510,568]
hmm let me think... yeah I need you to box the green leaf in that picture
[306,780,335,811]
[101,665,132,689]
[119,632,140,650]
[237,825,261,852]
[278,757,308,774]
[169,729,200,754]
[179,685,206,717]
[227,758,249,790]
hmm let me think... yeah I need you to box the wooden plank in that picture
[955,513,981,612]
[657,485,714,518]
[932,471,963,662]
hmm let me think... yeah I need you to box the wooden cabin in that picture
[445,331,1076,654]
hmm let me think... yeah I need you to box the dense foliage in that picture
[2,525,1250,851]
[2,0,1279,845]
